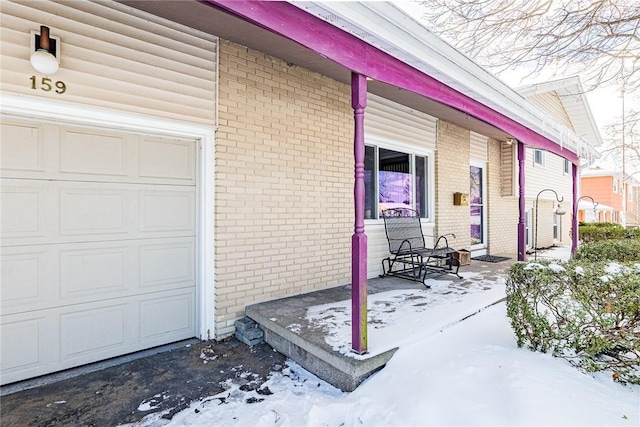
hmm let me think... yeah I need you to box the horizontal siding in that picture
[528,92,574,131]
[470,131,488,161]
[525,148,573,202]
[366,93,437,150]
[366,220,435,278]
[1,0,217,125]
[501,142,516,196]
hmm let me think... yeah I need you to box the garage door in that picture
[1,119,197,384]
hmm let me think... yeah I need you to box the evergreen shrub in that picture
[506,259,640,384]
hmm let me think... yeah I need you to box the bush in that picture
[578,222,626,243]
[506,260,640,384]
[573,239,640,263]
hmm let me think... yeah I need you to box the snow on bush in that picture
[506,259,640,385]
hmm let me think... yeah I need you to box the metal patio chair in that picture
[381,208,462,287]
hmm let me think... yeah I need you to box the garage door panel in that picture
[2,181,195,247]
[59,129,129,177]
[60,246,129,298]
[139,190,195,233]
[0,121,45,174]
[0,317,45,372]
[60,190,128,236]
[1,123,196,186]
[140,291,194,343]
[60,304,129,360]
[1,185,48,240]
[1,250,47,308]
[0,315,49,384]
[139,240,194,288]
[139,137,195,182]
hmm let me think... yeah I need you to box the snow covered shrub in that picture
[506,260,640,384]
[573,239,640,263]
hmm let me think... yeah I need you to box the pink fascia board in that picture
[206,0,579,164]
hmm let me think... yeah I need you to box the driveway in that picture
[1,338,286,426]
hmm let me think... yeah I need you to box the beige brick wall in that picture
[215,40,353,337]
[487,139,519,255]
[435,121,470,249]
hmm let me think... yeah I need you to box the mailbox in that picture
[453,192,469,206]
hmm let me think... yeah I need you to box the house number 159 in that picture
[30,76,66,94]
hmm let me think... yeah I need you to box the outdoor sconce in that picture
[506,138,516,146]
[31,26,59,75]
[534,188,565,261]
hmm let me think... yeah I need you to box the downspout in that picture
[571,163,579,255]
[517,141,527,261]
[351,72,368,354]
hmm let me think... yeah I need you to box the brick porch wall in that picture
[435,121,470,249]
[215,40,353,337]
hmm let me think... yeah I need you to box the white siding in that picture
[365,94,437,278]
[366,93,437,150]
[0,0,217,125]
[525,148,573,201]
[501,141,516,197]
[528,92,574,131]
[470,131,488,161]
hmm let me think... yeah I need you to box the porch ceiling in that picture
[119,0,512,142]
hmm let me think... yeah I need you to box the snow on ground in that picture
[131,246,639,426]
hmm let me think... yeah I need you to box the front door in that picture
[470,164,486,255]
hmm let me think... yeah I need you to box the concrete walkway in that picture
[247,256,515,391]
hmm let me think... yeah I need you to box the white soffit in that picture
[292,1,584,155]
[518,76,603,149]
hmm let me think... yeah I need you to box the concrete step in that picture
[245,286,398,392]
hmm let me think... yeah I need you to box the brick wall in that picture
[215,40,353,337]
[435,121,470,248]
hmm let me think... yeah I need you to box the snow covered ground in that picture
[130,246,639,426]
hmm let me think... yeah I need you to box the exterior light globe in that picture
[30,49,59,75]
[555,204,567,216]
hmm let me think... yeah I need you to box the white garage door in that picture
[1,119,197,384]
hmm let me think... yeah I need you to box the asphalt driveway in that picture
[1,338,286,426]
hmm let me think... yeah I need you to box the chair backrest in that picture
[381,208,427,254]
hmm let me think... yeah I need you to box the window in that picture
[613,179,618,193]
[563,159,570,175]
[629,189,634,202]
[525,210,531,246]
[553,213,561,241]
[364,145,430,219]
[533,150,544,166]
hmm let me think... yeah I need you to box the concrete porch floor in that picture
[246,256,516,391]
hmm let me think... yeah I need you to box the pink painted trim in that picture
[571,164,579,255]
[351,72,368,354]
[517,142,527,261]
[206,0,579,163]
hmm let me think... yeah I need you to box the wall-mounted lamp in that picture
[506,138,516,146]
[31,26,59,75]
[534,188,565,260]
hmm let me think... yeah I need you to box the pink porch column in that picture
[351,72,368,354]
[571,162,579,255]
[517,141,527,261]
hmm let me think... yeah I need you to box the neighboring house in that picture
[517,77,603,250]
[580,168,639,226]
[1,1,596,384]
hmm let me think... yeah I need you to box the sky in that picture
[391,0,623,144]
[125,247,640,427]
